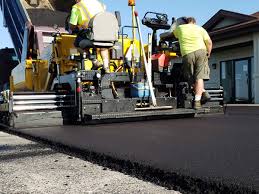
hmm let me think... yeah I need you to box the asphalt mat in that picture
[2,106,259,193]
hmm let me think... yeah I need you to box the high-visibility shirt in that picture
[69,0,106,29]
[173,24,210,56]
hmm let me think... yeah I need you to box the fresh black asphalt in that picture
[3,106,259,192]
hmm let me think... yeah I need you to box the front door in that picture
[234,60,250,102]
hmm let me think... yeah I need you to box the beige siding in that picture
[206,45,253,88]
[213,35,253,49]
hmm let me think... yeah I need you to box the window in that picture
[220,57,253,103]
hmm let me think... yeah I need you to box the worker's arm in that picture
[205,38,213,57]
[201,27,213,57]
[160,20,178,40]
[69,6,79,33]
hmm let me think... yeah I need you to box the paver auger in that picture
[0,0,223,127]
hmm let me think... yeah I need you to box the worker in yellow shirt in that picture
[69,0,110,73]
[173,17,213,109]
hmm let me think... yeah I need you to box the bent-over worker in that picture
[173,17,212,109]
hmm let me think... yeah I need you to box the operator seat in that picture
[79,12,119,49]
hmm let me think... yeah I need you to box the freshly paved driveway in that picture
[6,106,259,192]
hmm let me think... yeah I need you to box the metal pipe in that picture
[135,11,157,106]
[207,90,224,93]
[131,5,136,69]
[121,26,138,71]
[13,94,70,100]
[209,98,224,101]
[13,100,65,105]
[13,105,59,111]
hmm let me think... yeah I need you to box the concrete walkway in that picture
[0,131,180,194]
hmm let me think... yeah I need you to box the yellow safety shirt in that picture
[69,0,105,29]
[173,24,210,56]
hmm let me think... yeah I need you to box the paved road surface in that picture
[2,106,259,193]
[0,132,180,194]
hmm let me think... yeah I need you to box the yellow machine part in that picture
[11,34,144,92]
[112,37,142,73]
[25,59,49,92]
[11,59,49,92]
[53,34,142,74]
[53,34,79,75]
[83,59,93,70]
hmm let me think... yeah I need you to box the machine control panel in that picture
[142,12,171,30]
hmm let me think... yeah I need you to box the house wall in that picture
[206,34,253,87]
[206,44,253,88]
[213,35,253,49]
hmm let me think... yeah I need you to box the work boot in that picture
[194,100,202,110]
[201,91,211,104]
[104,68,110,74]
[92,59,102,70]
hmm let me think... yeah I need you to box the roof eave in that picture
[203,9,257,30]
[209,20,259,41]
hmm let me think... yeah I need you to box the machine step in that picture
[135,106,173,111]
[86,108,196,121]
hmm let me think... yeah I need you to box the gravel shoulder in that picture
[0,131,180,194]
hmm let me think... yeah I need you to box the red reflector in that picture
[152,53,170,67]
[76,87,81,93]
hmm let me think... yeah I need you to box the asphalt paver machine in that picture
[0,0,223,127]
